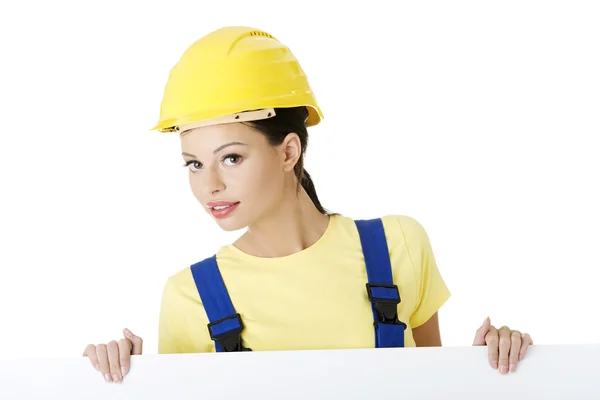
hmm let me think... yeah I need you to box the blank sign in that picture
[1,345,598,399]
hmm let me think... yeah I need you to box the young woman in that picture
[83,26,533,383]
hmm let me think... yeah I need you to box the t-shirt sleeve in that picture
[158,277,192,354]
[397,216,451,329]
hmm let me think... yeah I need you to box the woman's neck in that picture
[233,187,330,258]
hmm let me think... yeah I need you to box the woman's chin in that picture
[212,215,249,232]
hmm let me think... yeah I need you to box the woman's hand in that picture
[83,328,143,383]
[473,317,533,374]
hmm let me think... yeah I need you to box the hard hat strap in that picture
[177,108,276,134]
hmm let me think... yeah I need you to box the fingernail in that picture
[121,367,127,376]
[95,364,100,371]
[519,354,524,361]
[124,329,132,336]
[483,317,489,324]
[105,374,112,382]
[492,361,498,369]
[500,366,507,374]
[510,364,516,373]
[113,374,120,383]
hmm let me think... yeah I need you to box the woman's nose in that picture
[200,168,225,195]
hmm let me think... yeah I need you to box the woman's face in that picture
[180,122,296,231]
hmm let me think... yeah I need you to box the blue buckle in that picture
[366,283,402,324]
[207,313,251,352]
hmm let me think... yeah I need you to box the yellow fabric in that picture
[158,214,451,354]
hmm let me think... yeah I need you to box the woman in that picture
[83,26,533,383]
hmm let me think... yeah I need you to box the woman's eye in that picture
[186,161,202,171]
[223,155,241,166]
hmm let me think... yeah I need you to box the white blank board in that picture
[2,345,599,399]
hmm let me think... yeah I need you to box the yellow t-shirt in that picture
[158,214,451,353]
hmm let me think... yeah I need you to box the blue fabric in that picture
[355,218,405,348]
[209,316,242,337]
[370,286,399,300]
[355,219,394,284]
[377,323,405,348]
[190,255,239,352]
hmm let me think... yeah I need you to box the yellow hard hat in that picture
[150,26,323,133]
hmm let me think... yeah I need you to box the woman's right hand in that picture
[83,328,143,383]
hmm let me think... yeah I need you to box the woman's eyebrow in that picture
[181,142,247,159]
[212,141,247,154]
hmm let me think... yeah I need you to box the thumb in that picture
[123,328,143,355]
[473,317,491,346]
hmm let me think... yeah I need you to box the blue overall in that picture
[190,218,407,352]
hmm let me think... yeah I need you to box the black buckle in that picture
[366,283,402,324]
[207,314,251,352]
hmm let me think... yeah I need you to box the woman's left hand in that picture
[473,317,533,374]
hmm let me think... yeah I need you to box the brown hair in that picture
[244,107,332,215]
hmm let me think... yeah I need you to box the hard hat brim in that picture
[150,104,322,133]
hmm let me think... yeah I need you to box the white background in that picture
[0,0,598,360]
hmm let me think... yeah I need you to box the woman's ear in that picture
[280,132,302,172]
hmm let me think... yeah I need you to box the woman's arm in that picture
[412,312,442,347]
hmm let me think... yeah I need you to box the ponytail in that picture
[300,169,329,214]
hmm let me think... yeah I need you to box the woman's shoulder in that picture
[374,215,433,255]
[335,213,429,237]
[380,214,434,253]
[160,253,217,299]
[380,214,430,237]
[160,265,194,298]
[331,213,433,253]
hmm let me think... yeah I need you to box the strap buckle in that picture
[366,283,403,324]
[207,313,251,352]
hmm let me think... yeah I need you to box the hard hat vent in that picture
[248,31,274,39]
[227,30,277,54]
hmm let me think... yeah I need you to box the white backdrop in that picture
[0,0,598,360]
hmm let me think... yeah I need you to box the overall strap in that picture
[190,255,251,352]
[355,218,407,348]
